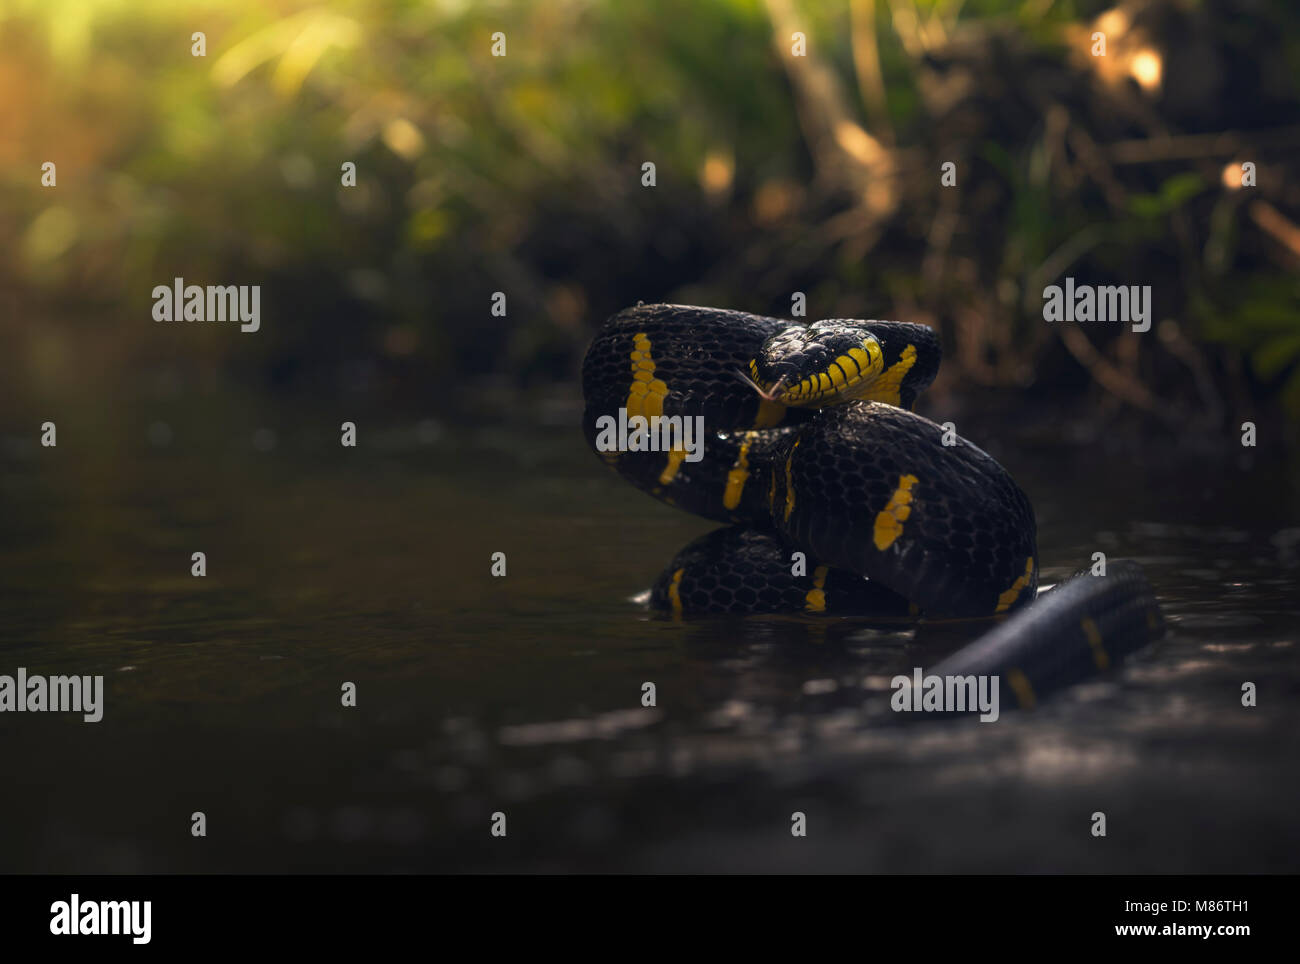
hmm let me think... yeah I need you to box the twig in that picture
[1107,126,1300,165]
[1066,122,1128,211]
[850,0,895,146]
[1055,323,1183,426]
[1021,225,1106,315]
[1157,319,1224,427]
[885,0,927,58]
[1249,199,1300,262]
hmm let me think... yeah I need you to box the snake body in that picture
[581,303,1163,704]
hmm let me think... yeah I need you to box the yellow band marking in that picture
[783,439,801,522]
[1081,616,1110,670]
[658,446,687,485]
[667,567,685,618]
[872,473,919,550]
[722,432,758,510]
[795,338,886,406]
[995,556,1036,614]
[1005,668,1037,709]
[627,332,669,418]
[754,398,786,427]
[804,564,830,613]
[779,339,883,406]
[861,343,917,408]
[847,346,873,368]
[753,337,892,408]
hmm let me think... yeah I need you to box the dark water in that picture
[2,391,1298,873]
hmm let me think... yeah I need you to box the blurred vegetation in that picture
[2,0,1300,433]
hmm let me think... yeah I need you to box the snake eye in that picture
[750,330,812,401]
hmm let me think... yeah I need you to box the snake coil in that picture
[582,304,1164,706]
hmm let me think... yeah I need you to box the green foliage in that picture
[1127,173,1207,220]
[1199,275,1300,417]
[2,0,1298,426]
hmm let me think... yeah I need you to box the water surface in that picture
[2,391,1297,872]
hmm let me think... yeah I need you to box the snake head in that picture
[743,322,886,408]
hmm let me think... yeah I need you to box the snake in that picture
[581,303,1165,706]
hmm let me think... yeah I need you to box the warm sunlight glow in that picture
[1129,49,1163,91]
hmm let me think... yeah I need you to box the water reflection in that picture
[1,397,1297,872]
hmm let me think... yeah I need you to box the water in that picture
[2,392,1298,873]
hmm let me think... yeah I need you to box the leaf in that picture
[1159,172,1206,208]
[1127,193,1166,219]
[1250,333,1300,380]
